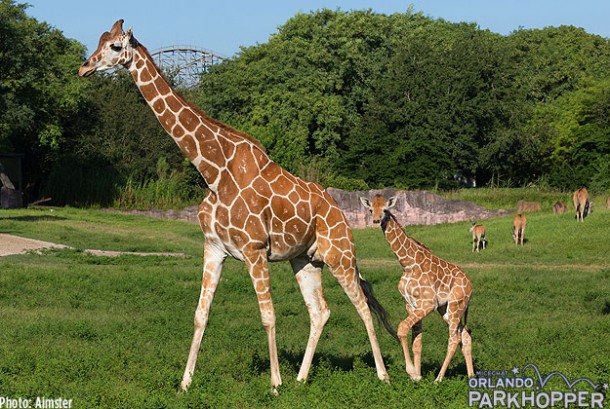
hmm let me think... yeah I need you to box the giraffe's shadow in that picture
[274,350,469,380]
[280,349,382,373]
[0,215,67,222]
[246,349,399,378]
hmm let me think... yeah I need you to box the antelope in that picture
[468,223,486,252]
[512,214,526,246]
[552,201,567,214]
[573,188,590,222]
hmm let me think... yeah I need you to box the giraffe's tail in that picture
[462,304,472,335]
[358,268,398,341]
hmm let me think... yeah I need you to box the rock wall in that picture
[105,188,510,228]
[327,187,510,228]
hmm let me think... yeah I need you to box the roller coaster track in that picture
[151,45,226,88]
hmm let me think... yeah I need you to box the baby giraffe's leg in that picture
[435,299,467,382]
[398,303,433,381]
[411,321,423,379]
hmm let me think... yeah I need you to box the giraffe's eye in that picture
[110,43,122,52]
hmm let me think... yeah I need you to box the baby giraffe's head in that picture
[360,194,397,225]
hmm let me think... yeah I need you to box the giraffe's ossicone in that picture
[79,20,395,393]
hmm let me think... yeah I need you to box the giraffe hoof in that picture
[178,380,190,393]
[377,372,391,384]
[409,374,421,382]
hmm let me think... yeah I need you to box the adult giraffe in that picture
[360,194,474,382]
[79,20,394,392]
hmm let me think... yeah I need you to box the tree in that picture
[0,0,89,194]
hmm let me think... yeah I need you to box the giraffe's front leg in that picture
[244,249,282,393]
[398,315,419,381]
[180,243,226,392]
[398,302,433,382]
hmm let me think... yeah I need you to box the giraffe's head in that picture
[360,194,397,225]
[78,19,138,77]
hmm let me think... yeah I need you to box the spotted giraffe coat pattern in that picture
[361,194,474,382]
[79,20,393,393]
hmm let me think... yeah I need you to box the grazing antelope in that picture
[516,200,542,213]
[512,214,526,245]
[360,194,474,382]
[573,188,590,222]
[468,223,486,252]
[605,196,610,209]
[552,201,567,214]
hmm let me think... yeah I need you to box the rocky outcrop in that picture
[103,206,200,224]
[105,188,510,228]
[327,187,510,228]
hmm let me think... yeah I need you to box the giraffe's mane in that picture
[382,211,431,253]
[136,44,267,153]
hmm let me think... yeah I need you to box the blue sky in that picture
[23,0,610,58]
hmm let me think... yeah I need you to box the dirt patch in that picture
[0,233,69,256]
[0,233,186,258]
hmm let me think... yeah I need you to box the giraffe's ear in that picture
[359,197,371,209]
[386,196,398,209]
[126,27,133,39]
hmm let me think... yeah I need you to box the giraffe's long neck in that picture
[381,212,419,269]
[126,44,268,192]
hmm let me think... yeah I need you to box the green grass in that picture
[439,186,608,211]
[0,203,609,408]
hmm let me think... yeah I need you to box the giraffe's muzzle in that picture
[78,60,96,77]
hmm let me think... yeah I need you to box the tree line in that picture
[2,1,610,206]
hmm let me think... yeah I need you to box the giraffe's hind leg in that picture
[411,320,423,379]
[435,299,469,382]
[290,257,330,383]
[461,324,474,377]
[316,217,389,383]
[331,262,389,382]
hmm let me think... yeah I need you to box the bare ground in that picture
[0,233,186,257]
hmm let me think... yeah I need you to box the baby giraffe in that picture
[361,194,474,382]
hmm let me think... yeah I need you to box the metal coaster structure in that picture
[151,45,226,88]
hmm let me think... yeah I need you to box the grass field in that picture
[0,202,609,408]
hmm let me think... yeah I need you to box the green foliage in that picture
[5,4,610,205]
[114,158,205,210]
[525,77,610,190]
[439,187,573,210]
[196,11,610,191]
[0,0,89,186]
